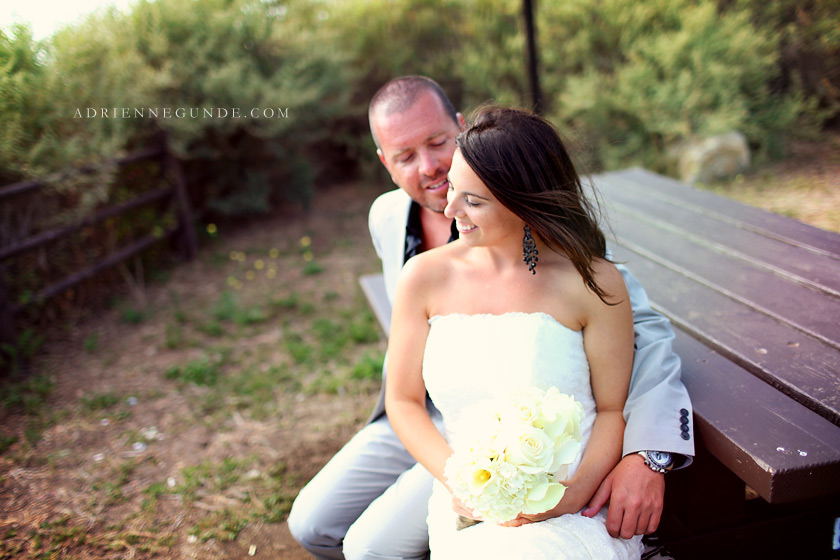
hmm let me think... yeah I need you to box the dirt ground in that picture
[1,179,388,559]
[708,132,840,233]
[1,136,839,559]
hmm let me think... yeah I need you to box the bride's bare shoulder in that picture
[397,242,460,292]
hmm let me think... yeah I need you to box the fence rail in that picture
[0,141,197,362]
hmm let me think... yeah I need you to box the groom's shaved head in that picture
[368,76,459,149]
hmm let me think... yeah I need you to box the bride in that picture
[384,107,643,559]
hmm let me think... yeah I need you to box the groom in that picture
[288,76,695,560]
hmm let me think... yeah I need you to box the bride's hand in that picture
[450,494,482,521]
[498,483,587,527]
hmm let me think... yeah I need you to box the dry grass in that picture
[704,132,840,233]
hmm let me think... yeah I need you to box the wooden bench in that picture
[358,168,840,558]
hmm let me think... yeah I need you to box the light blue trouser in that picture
[288,413,441,560]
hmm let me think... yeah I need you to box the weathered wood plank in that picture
[595,173,840,296]
[609,242,840,426]
[674,329,840,503]
[607,168,840,257]
[603,200,839,347]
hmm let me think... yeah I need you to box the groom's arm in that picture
[582,258,694,538]
[620,262,694,461]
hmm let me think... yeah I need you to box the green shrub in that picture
[0,26,52,184]
[456,0,529,110]
[1,0,356,223]
[727,0,840,123]
[541,0,823,170]
[122,0,354,215]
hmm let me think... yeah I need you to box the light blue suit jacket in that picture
[368,188,694,462]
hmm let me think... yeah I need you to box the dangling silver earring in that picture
[522,225,539,274]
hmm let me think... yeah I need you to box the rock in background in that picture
[670,132,751,185]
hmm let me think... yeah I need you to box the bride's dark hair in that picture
[455,107,612,303]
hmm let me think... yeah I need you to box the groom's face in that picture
[372,90,465,214]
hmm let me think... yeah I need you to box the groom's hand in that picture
[581,453,664,538]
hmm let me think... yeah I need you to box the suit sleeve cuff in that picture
[625,450,694,470]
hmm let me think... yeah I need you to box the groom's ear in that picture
[457,112,466,131]
[377,148,398,186]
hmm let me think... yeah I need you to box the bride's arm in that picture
[504,260,634,526]
[385,255,453,483]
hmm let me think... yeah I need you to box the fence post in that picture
[165,148,198,261]
[0,266,17,371]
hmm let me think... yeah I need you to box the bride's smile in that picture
[454,219,476,234]
[444,149,524,249]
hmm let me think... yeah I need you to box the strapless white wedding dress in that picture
[422,313,643,560]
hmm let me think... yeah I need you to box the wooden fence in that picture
[0,141,198,364]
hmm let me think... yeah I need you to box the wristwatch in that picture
[638,450,674,473]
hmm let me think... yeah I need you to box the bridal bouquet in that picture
[444,386,585,525]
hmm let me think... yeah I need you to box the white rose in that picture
[539,392,584,441]
[504,424,555,474]
[507,386,544,425]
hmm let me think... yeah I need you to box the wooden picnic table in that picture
[592,168,840,558]
[359,167,840,558]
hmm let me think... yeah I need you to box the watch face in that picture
[649,451,673,468]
